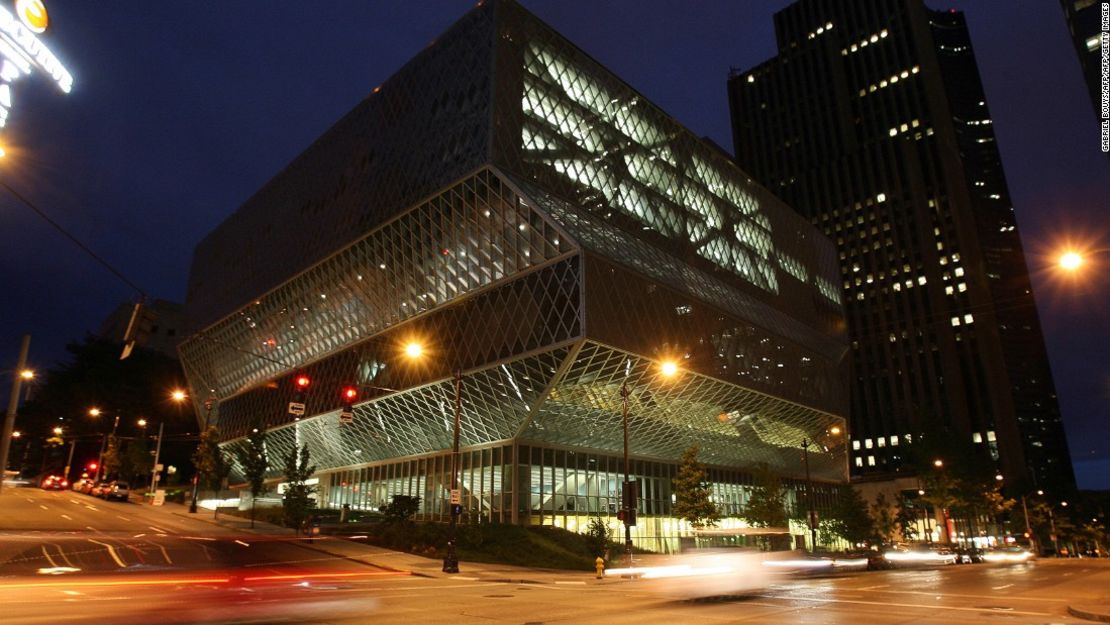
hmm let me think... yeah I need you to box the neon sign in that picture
[0,0,72,130]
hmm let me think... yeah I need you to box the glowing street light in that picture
[52,426,62,436]
[933,458,944,468]
[829,425,842,436]
[404,341,424,360]
[1059,251,1083,272]
[659,360,679,378]
[88,408,101,417]
[19,369,34,380]
[137,418,147,428]
[171,389,187,402]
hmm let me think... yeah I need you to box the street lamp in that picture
[619,359,680,567]
[189,392,218,514]
[401,340,462,573]
[88,408,120,483]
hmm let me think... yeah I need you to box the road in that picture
[1,486,1106,624]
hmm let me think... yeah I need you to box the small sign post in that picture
[288,402,306,416]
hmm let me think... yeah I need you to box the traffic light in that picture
[86,461,98,472]
[341,386,358,412]
[289,374,312,417]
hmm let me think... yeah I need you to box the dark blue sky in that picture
[1,1,1106,488]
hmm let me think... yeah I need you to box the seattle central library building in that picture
[180,0,849,548]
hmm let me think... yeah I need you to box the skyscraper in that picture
[180,0,848,547]
[728,0,1075,493]
[1060,0,1108,135]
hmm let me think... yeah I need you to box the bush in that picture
[381,495,421,523]
[585,516,611,558]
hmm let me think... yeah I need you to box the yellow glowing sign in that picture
[0,0,71,131]
[15,0,46,34]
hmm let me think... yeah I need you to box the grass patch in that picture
[362,522,621,571]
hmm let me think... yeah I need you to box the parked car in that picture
[955,547,985,564]
[40,475,67,490]
[105,481,130,502]
[90,481,112,498]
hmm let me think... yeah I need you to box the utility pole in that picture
[189,396,216,513]
[63,439,77,483]
[0,334,31,495]
[149,422,164,498]
[801,438,817,551]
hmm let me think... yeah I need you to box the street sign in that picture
[339,410,354,424]
[152,490,165,506]
[154,463,164,472]
[288,401,306,416]
[450,488,461,504]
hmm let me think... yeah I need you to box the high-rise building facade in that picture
[1060,0,1108,132]
[180,0,848,547]
[728,0,1075,493]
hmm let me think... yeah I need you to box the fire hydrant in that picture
[595,556,605,579]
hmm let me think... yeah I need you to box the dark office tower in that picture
[1060,0,1108,130]
[728,0,1076,493]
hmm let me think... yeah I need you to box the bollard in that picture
[595,556,605,579]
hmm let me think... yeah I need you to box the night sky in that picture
[1,1,1106,489]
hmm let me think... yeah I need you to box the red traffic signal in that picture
[294,374,312,390]
[87,461,98,471]
[342,386,359,402]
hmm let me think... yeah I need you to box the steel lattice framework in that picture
[181,0,850,520]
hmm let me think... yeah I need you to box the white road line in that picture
[24,498,33,503]
[153,543,173,565]
[852,587,1065,603]
[85,526,97,532]
[60,514,73,520]
[992,584,1014,590]
[148,525,167,534]
[84,505,98,511]
[39,505,48,510]
[116,515,131,522]
[454,576,479,580]
[132,533,146,538]
[756,593,1050,617]
[69,499,80,505]
[858,584,889,590]
[48,543,77,568]
[40,546,58,568]
[86,539,126,568]
[234,540,250,547]
[61,590,81,596]
[554,581,586,585]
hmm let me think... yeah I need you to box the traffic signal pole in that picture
[621,381,633,568]
[0,335,31,495]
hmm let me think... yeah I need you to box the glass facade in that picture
[181,0,850,542]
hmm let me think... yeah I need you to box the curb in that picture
[285,539,421,577]
[1069,606,1110,623]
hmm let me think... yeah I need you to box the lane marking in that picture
[756,593,1050,617]
[0,576,231,589]
[69,499,80,505]
[852,586,1065,603]
[554,581,586,585]
[455,576,479,580]
[132,533,146,538]
[992,584,1014,590]
[86,539,126,568]
[62,590,81,596]
[40,546,58,568]
[60,514,72,520]
[154,543,173,565]
[47,543,76,568]
[116,515,131,522]
[84,505,98,511]
[148,525,167,534]
[39,505,48,510]
[85,526,97,532]
[234,540,250,547]
[858,584,889,590]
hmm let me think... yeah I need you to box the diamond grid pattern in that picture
[180,169,575,410]
[212,255,582,441]
[225,347,573,481]
[490,2,842,316]
[523,342,846,482]
[185,3,498,329]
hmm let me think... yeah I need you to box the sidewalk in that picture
[1069,604,1110,623]
[141,500,605,585]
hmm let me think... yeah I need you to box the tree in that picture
[102,434,122,480]
[672,445,720,528]
[895,494,920,542]
[586,516,611,558]
[193,426,226,490]
[234,429,268,528]
[743,464,788,528]
[871,493,897,545]
[281,444,317,534]
[381,495,421,523]
[820,485,874,547]
[121,438,152,484]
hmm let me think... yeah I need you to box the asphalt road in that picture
[1,486,1106,624]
